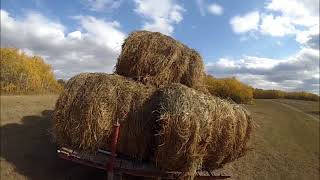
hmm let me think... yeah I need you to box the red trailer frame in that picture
[57,122,231,179]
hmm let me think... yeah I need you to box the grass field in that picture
[1,96,319,180]
[0,95,106,180]
[225,99,319,180]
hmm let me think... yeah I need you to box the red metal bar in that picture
[57,148,230,179]
[107,121,120,179]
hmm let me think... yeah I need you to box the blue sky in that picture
[1,0,319,93]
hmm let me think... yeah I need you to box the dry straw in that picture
[115,31,206,92]
[52,73,156,160]
[151,84,252,179]
[52,74,252,179]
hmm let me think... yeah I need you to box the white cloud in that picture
[75,16,124,51]
[86,0,122,11]
[266,0,319,27]
[208,3,223,16]
[134,0,185,35]
[67,31,82,39]
[230,0,319,45]
[0,9,126,79]
[264,0,319,41]
[206,47,320,93]
[196,1,224,16]
[226,0,319,93]
[143,18,174,35]
[195,0,206,16]
[260,14,296,36]
[230,11,260,33]
[296,24,319,48]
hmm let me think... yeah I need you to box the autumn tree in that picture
[205,75,254,104]
[205,75,318,102]
[0,48,63,94]
[253,88,319,101]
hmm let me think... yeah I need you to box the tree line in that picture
[253,89,319,101]
[205,75,319,104]
[1,48,63,94]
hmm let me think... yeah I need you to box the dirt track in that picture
[1,96,319,180]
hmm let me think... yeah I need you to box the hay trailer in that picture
[57,122,231,180]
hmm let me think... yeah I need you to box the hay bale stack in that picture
[52,74,252,179]
[115,31,206,91]
[52,73,155,160]
[151,84,252,178]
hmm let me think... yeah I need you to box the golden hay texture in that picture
[115,31,206,91]
[151,84,252,179]
[52,74,252,179]
[52,73,155,160]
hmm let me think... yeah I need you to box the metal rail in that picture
[57,147,230,179]
[57,119,230,179]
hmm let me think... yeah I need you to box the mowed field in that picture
[1,96,319,180]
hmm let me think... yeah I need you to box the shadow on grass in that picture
[1,110,105,180]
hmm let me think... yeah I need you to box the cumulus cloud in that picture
[195,1,223,16]
[230,11,260,33]
[296,24,320,49]
[261,0,319,41]
[265,0,319,27]
[207,3,223,16]
[0,9,126,79]
[226,0,319,93]
[260,14,296,36]
[86,0,122,11]
[305,34,320,49]
[206,48,320,93]
[230,0,320,45]
[133,0,185,35]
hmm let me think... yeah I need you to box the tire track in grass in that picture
[268,100,319,122]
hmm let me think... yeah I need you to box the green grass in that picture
[0,96,319,180]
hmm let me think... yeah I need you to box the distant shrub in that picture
[253,89,285,99]
[253,88,319,101]
[205,75,253,104]
[284,91,319,101]
[0,48,63,94]
[205,76,319,102]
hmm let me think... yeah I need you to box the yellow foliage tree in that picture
[205,75,254,104]
[0,48,63,94]
[205,75,318,102]
[284,92,319,101]
[253,88,319,101]
[253,89,284,99]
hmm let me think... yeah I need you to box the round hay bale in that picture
[52,73,156,160]
[52,74,252,179]
[115,31,206,91]
[203,104,252,169]
[151,84,252,178]
[51,73,97,145]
